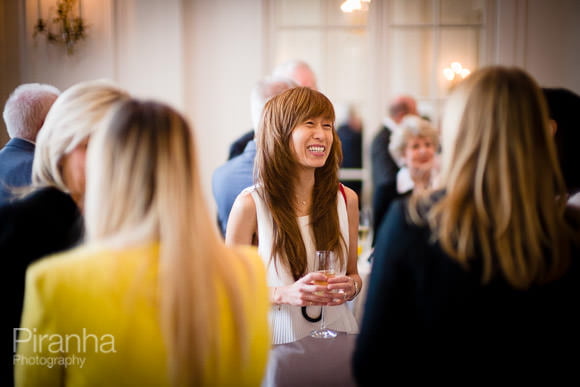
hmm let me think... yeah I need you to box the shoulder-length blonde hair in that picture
[423,66,575,289]
[85,99,253,385]
[31,79,129,192]
[255,86,345,280]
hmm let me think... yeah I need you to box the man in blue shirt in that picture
[212,76,296,236]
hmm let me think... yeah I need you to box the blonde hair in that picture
[31,79,129,192]
[85,99,252,385]
[389,114,439,166]
[421,66,574,289]
[256,86,346,280]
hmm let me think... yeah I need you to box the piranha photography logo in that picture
[13,328,117,369]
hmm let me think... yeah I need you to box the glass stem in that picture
[320,305,326,330]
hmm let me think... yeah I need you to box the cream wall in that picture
[525,0,580,92]
[491,0,580,92]
[183,0,265,210]
[0,0,264,212]
[19,0,115,87]
[114,0,185,110]
[0,0,579,213]
[0,0,22,146]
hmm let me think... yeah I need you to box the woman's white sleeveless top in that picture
[246,185,359,344]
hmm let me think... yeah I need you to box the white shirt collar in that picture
[383,117,397,131]
[396,167,415,194]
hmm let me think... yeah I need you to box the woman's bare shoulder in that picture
[341,184,359,208]
[231,188,256,214]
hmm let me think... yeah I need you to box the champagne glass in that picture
[310,250,338,339]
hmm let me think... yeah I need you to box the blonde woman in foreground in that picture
[3,79,128,386]
[16,99,270,386]
[354,67,580,384]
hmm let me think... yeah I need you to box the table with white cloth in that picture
[262,332,358,387]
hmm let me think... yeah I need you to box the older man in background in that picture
[0,83,60,205]
[370,95,418,191]
[212,76,297,237]
[227,60,318,160]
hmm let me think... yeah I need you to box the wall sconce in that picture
[341,0,371,13]
[443,62,471,90]
[33,0,88,55]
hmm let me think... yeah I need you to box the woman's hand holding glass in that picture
[326,275,356,306]
[275,272,333,306]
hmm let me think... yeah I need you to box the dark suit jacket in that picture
[337,123,363,199]
[1,187,83,385]
[543,88,580,194]
[337,124,362,168]
[228,129,255,160]
[0,138,35,205]
[370,125,399,191]
[371,179,411,246]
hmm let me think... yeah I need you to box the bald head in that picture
[251,76,298,130]
[272,60,318,90]
[388,95,418,124]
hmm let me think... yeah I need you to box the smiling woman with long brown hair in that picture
[227,86,361,344]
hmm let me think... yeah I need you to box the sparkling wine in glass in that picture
[310,250,338,339]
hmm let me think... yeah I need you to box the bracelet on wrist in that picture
[347,277,359,301]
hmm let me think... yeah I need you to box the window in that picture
[384,0,485,123]
[267,0,371,201]
[265,0,488,204]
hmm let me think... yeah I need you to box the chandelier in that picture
[33,0,88,55]
[443,62,471,82]
[340,0,371,13]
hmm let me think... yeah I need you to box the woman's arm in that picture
[226,190,331,306]
[328,185,361,304]
[344,184,360,277]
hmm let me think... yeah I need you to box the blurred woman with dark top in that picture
[16,99,270,386]
[354,66,580,383]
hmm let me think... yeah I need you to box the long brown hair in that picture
[418,66,575,289]
[255,87,345,280]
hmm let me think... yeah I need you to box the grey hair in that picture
[389,114,439,166]
[250,76,297,131]
[2,83,60,141]
[271,60,317,89]
[272,59,312,78]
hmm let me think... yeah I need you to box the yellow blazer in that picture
[15,243,270,386]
